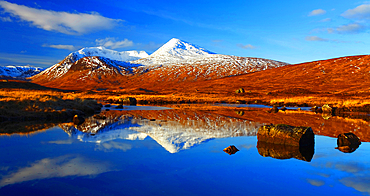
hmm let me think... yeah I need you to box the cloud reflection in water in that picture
[0,155,113,187]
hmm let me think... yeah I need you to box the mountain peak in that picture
[149,38,215,59]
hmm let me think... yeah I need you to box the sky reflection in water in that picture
[0,108,369,195]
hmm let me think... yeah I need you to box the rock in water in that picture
[121,97,137,105]
[73,115,85,125]
[223,145,239,155]
[336,132,361,153]
[271,105,279,113]
[322,104,333,114]
[235,88,245,93]
[257,141,314,162]
[257,124,314,146]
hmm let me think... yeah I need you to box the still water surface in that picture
[0,106,370,195]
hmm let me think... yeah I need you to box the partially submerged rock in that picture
[236,100,246,104]
[223,145,239,155]
[271,105,279,113]
[235,111,244,116]
[73,115,85,126]
[257,124,314,146]
[115,105,124,109]
[322,104,333,114]
[336,132,361,153]
[235,88,245,94]
[121,97,137,105]
[257,141,314,162]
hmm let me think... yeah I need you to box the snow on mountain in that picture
[131,38,288,80]
[31,38,288,87]
[131,38,216,66]
[0,65,45,78]
[31,47,148,80]
[74,46,149,62]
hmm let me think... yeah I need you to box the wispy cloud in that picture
[341,4,370,20]
[212,40,223,43]
[305,36,329,42]
[95,38,134,49]
[307,179,325,187]
[305,36,350,43]
[237,44,256,49]
[309,9,326,16]
[0,1,122,35]
[335,23,365,34]
[42,44,78,51]
[136,41,162,52]
[0,52,59,66]
[0,16,11,22]
[319,18,332,22]
[0,155,113,187]
[95,141,133,152]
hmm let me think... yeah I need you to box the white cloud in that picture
[0,52,59,66]
[95,38,134,49]
[336,23,365,33]
[0,16,11,22]
[0,155,113,187]
[0,1,121,35]
[319,18,332,22]
[342,4,370,20]
[309,9,327,16]
[340,176,370,194]
[305,36,328,42]
[95,141,133,152]
[305,36,350,43]
[237,44,256,49]
[42,44,78,51]
[307,179,325,187]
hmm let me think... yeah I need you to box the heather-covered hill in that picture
[178,55,370,95]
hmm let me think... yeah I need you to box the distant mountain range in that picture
[29,38,288,90]
[0,65,44,79]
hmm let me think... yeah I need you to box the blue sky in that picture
[0,0,370,67]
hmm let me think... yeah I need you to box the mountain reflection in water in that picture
[2,106,370,195]
[60,110,264,153]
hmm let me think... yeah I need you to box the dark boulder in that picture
[73,115,85,125]
[322,104,333,114]
[235,88,245,93]
[310,106,323,113]
[336,132,361,153]
[270,105,279,113]
[236,100,246,104]
[115,105,124,109]
[121,97,137,105]
[257,124,315,147]
[223,145,239,155]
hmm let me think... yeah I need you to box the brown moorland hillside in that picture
[184,55,370,95]
[29,54,370,107]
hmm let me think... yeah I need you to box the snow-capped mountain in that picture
[0,65,45,79]
[31,38,288,89]
[31,47,148,81]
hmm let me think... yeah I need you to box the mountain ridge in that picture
[0,65,45,79]
[30,38,288,89]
